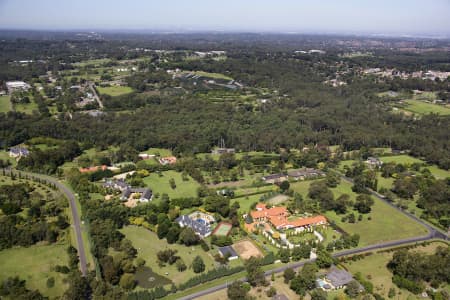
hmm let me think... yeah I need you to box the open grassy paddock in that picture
[380,155,424,165]
[343,241,449,300]
[325,180,428,246]
[291,178,428,246]
[402,99,450,115]
[0,95,11,112]
[14,100,38,114]
[97,85,134,96]
[0,243,70,298]
[191,71,233,81]
[120,226,217,286]
[142,170,200,199]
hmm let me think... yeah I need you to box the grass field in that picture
[192,71,233,81]
[121,226,217,286]
[73,58,111,67]
[0,150,17,167]
[141,147,173,157]
[0,95,11,112]
[343,242,448,300]
[14,100,38,114]
[290,178,428,246]
[0,243,69,298]
[97,85,134,96]
[377,174,395,191]
[403,99,450,115]
[324,180,428,246]
[142,170,200,199]
[380,155,424,165]
[234,193,265,213]
[423,165,450,179]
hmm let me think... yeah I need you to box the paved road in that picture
[89,82,104,109]
[4,169,88,276]
[177,174,448,300]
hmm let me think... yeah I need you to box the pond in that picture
[135,266,172,289]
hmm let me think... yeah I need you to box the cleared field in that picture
[290,180,314,195]
[97,85,134,96]
[73,58,111,67]
[142,170,200,199]
[141,147,173,157]
[343,242,448,300]
[0,243,69,298]
[403,99,450,115]
[0,150,17,167]
[377,174,395,191]
[0,95,11,112]
[325,180,428,246]
[234,193,264,213]
[380,155,424,165]
[15,100,38,114]
[192,71,233,80]
[121,226,216,286]
[423,165,450,179]
[232,239,263,260]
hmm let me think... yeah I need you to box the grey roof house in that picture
[175,215,213,238]
[218,246,238,260]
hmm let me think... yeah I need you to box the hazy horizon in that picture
[0,0,449,37]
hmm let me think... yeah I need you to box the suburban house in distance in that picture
[288,168,325,180]
[250,203,327,231]
[6,81,31,94]
[9,146,30,159]
[316,266,363,291]
[103,179,153,203]
[159,156,177,165]
[365,156,383,168]
[218,246,239,261]
[138,153,155,160]
[261,173,288,184]
[175,211,216,238]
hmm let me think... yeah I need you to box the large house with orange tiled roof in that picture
[250,203,327,231]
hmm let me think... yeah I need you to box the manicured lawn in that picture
[290,180,314,195]
[97,85,134,96]
[0,95,11,112]
[0,243,70,298]
[233,184,274,197]
[234,193,265,213]
[142,170,200,199]
[0,150,17,167]
[337,159,358,171]
[192,71,233,81]
[15,100,38,114]
[403,99,450,115]
[324,181,428,246]
[290,178,428,246]
[380,155,424,165]
[73,58,111,67]
[377,174,395,191]
[121,226,218,286]
[343,242,448,300]
[141,147,173,157]
[423,165,450,179]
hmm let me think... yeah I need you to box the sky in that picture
[0,0,449,36]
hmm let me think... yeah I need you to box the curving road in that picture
[176,174,448,300]
[4,169,87,276]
